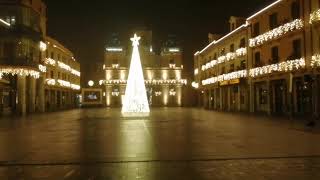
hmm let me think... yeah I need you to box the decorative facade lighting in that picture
[0,67,40,79]
[38,64,47,73]
[249,58,305,77]
[169,48,180,53]
[71,69,81,77]
[311,54,320,68]
[201,48,248,72]
[169,64,176,68]
[0,18,11,27]
[88,80,94,87]
[112,92,120,96]
[169,89,177,96]
[106,47,123,52]
[71,84,81,90]
[194,68,199,75]
[155,91,162,96]
[39,41,47,52]
[192,82,199,89]
[58,61,71,71]
[249,19,304,47]
[112,64,119,69]
[310,9,320,24]
[46,79,56,85]
[57,79,71,87]
[45,58,56,66]
[202,70,247,86]
[236,48,247,57]
[104,79,187,85]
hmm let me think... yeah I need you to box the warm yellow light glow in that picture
[310,9,320,24]
[249,58,305,77]
[39,41,47,52]
[249,19,304,47]
[0,67,40,79]
[88,80,94,87]
[38,64,47,73]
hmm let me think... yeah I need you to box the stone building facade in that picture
[0,0,80,115]
[194,0,320,118]
[102,31,187,107]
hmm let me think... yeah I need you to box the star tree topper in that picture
[131,34,141,47]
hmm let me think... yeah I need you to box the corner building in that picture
[44,37,81,111]
[194,0,320,117]
[104,31,187,107]
[0,0,47,115]
[0,0,81,115]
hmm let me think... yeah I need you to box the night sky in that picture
[43,0,274,78]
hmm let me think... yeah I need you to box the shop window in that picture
[240,95,245,104]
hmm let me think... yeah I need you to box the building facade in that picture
[102,31,187,107]
[0,0,80,115]
[44,37,81,111]
[194,0,320,118]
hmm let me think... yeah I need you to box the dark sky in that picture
[43,0,274,77]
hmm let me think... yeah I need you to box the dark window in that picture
[253,22,260,37]
[240,38,246,48]
[231,23,235,31]
[46,50,48,58]
[221,66,225,74]
[254,52,261,67]
[240,60,246,70]
[271,46,279,63]
[3,42,14,58]
[292,39,301,58]
[269,13,278,29]
[51,52,54,59]
[291,1,300,19]
[169,59,174,64]
[230,44,235,52]
[230,64,235,72]
[214,53,217,59]
[221,48,225,56]
[50,71,54,78]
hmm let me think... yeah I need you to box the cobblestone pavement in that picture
[1,108,320,179]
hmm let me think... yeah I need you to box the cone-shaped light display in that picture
[122,34,150,114]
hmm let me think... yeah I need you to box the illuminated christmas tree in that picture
[122,34,150,114]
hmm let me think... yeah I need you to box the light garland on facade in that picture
[236,48,247,57]
[202,70,247,86]
[45,59,80,77]
[57,79,71,87]
[201,48,248,72]
[194,68,199,75]
[0,67,40,79]
[71,84,81,90]
[45,78,81,90]
[310,9,320,24]
[58,61,71,71]
[249,19,304,47]
[71,69,81,77]
[38,64,47,73]
[249,58,305,77]
[311,54,320,68]
[192,82,199,89]
[45,58,56,66]
[46,79,56,85]
[104,79,187,85]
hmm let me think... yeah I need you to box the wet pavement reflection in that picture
[1,108,320,179]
